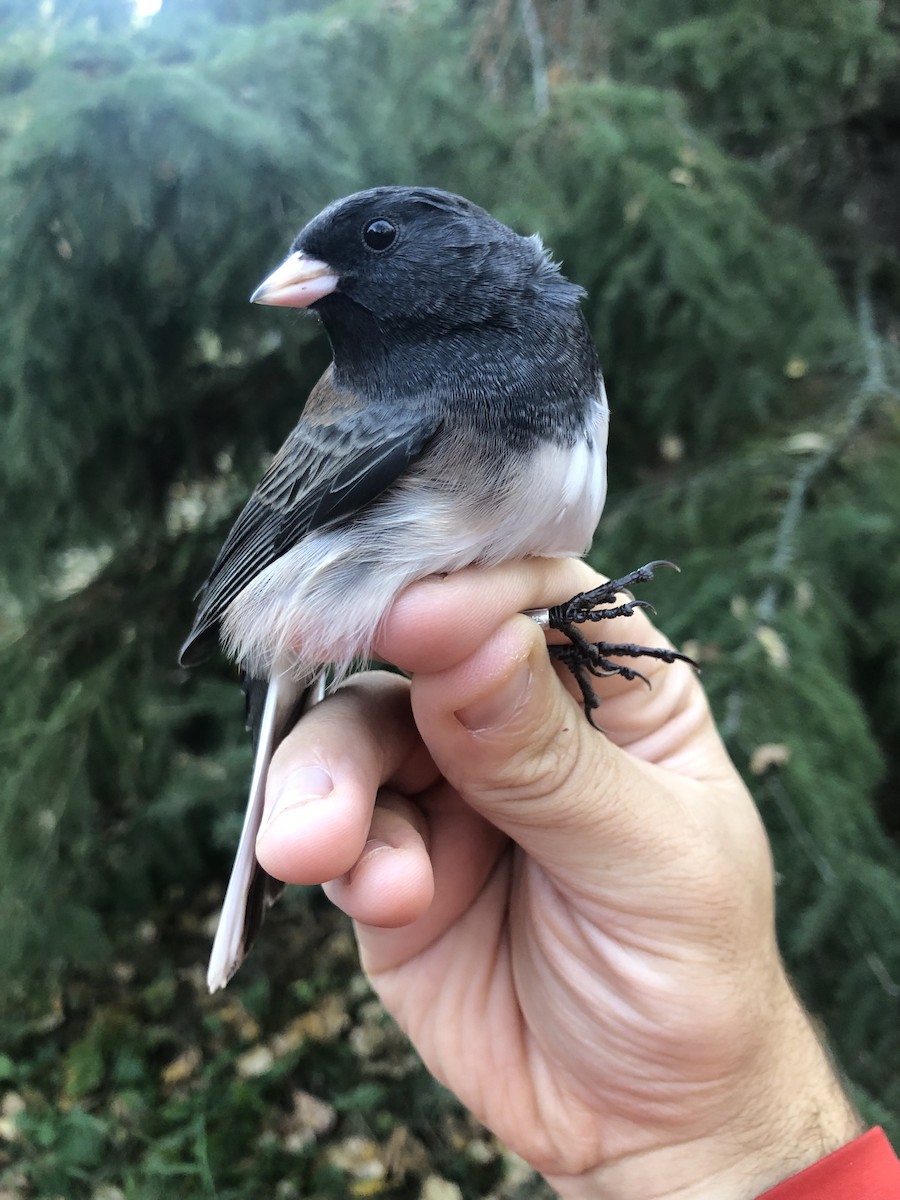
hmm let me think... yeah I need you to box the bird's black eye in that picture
[362,218,397,251]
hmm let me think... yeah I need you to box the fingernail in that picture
[266,765,333,828]
[456,659,532,732]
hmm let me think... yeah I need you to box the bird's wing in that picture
[180,371,440,666]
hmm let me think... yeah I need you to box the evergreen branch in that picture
[763,774,899,998]
[719,282,900,999]
[519,0,549,117]
[754,276,895,628]
[721,275,896,741]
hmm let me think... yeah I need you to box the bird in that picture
[180,185,691,991]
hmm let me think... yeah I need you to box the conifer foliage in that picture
[1,0,898,1191]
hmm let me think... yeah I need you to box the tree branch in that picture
[754,275,895,626]
[519,0,549,116]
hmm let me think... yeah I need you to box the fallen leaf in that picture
[750,743,791,775]
[269,1017,309,1057]
[350,1181,389,1197]
[327,1136,386,1187]
[216,999,260,1041]
[755,625,789,669]
[349,1002,389,1058]
[161,1047,201,1086]
[0,1091,25,1142]
[420,1176,463,1200]
[235,1044,275,1078]
[383,1124,429,1178]
[290,993,348,1043]
[281,1089,337,1150]
[136,920,157,944]
[785,431,826,453]
[502,1150,538,1187]
[466,1137,498,1165]
[794,580,814,614]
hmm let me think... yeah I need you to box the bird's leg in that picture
[530,561,697,726]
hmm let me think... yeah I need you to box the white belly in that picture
[222,394,609,679]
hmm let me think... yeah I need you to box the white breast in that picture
[221,390,610,680]
[515,392,609,559]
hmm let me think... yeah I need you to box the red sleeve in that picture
[757,1128,900,1198]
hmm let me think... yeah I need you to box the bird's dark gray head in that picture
[252,186,584,338]
[250,186,596,404]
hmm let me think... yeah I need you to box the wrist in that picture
[546,982,863,1200]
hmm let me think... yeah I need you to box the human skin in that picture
[255,559,862,1200]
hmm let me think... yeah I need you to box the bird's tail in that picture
[206,663,325,992]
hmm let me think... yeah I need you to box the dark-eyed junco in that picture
[180,186,691,991]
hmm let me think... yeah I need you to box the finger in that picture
[352,786,508,974]
[408,614,736,890]
[259,672,508,955]
[376,557,658,675]
[382,558,708,757]
[256,672,433,884]
[322,781,508,969]
[376,558,691,716]
[322,790,435,927]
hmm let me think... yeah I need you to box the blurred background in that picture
[1,0,898,1195]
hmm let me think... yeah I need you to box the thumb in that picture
[409,614,703,887]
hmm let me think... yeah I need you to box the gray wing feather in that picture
[180,407,440,666]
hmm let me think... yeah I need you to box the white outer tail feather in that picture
[206,664,323,991]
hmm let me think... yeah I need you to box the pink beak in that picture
[250,252,339,308]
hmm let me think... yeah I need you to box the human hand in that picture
[256,559,861,1200]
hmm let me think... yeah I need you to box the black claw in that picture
[550,644,603,728]
[646,559,680,573]
[546,560,694,723]
[592,661,652,688]
[548,560,680,630]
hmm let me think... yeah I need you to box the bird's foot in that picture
[543,561,697,727]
